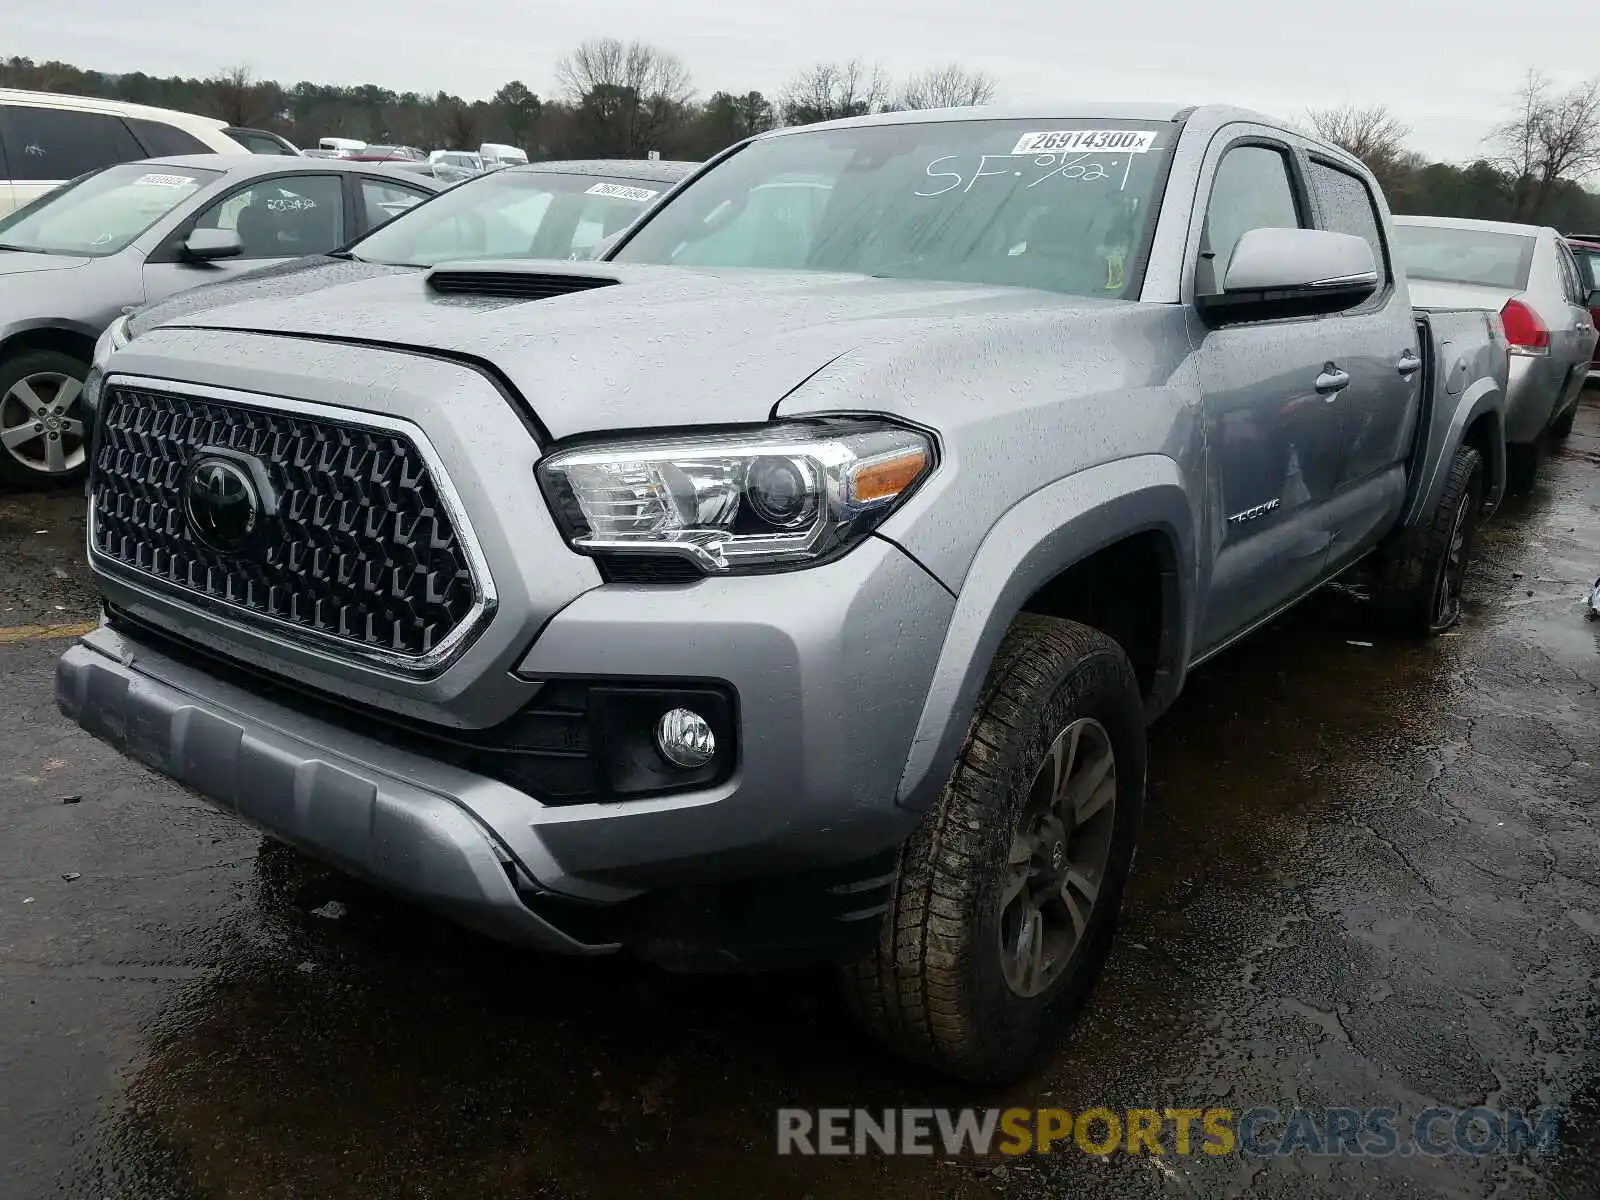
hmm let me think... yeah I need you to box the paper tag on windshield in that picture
[133,172,196,187]
[585,182,660,202]
[1010,130,1156,156]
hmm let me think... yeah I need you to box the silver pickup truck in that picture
[59,103,1508,1082]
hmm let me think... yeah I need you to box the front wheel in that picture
[844,615,1146,1082]
[1370,445,1484,636]
[0,349,91,488]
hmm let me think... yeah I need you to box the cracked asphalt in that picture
[3,400,1598,1200]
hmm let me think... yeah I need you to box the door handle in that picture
[1396,350,1422,376]
[1315,367,1351,396]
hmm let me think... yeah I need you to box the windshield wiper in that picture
[0,242,38,252]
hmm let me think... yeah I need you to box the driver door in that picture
[140,172,345,304]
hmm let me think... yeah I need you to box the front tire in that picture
[1370,445,1484,636]
[844,615,1146,1082]
[0,349,91,488]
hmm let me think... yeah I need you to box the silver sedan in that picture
[1392,215,1596,484]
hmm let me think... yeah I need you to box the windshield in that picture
[348,170,670,266]
[0,162,218,256]
[613,118,1174,296]
[1391,223,1535,290]
[1572,246,1600,293]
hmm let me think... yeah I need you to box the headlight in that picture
[92,313,132,369]
[537,420,934,574]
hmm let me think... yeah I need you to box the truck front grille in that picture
[91,383,484,663]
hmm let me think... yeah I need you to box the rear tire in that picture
[1549,404,1577,440]
[844,614,1146,1083]
[1370,445,1484,637]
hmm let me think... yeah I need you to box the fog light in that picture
[655,707,716,769]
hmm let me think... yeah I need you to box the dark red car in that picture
[1565,236,1600,373]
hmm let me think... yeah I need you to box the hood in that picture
[128,255,411,338]
[158,261,1114,436]
[1406,278,1516,312]
[0,250,92,277]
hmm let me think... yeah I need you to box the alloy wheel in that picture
[999,716,1118,998]
[0,371,87,476]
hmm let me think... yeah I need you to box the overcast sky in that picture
[10,0,1592,162]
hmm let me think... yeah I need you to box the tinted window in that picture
[127,118,212,157]
[618,119,1175,297]
[193,173,344,257]
[360,178,430,229]
[1390,224,1534,290]
[1198,144,1304,294]
[1310,159,1389,285]
[352,170,672,266]
[0,105,146,180]
[239,132,292,155]
[1555,240,1585,305]
[0,161,218,254]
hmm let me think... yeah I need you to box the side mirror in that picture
[1586,288,1600,310]
[1198,227,1378,323]
[182,227,243,262]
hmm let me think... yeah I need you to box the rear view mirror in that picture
[183,227,243,262]
[1198,227,1378,323]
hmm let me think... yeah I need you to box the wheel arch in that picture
[893,454,1196,813]
[0,321,99,367]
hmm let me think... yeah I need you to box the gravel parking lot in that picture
[3,400,1598,1200]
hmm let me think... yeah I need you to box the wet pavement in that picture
[3,402,1598,1200]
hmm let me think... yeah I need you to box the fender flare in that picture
[893,454,1197,812]
[1400,375,1506,529]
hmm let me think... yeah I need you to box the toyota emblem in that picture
[185,457,260,552]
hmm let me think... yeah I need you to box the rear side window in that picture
[1309,160,1390,287]
[0,105,146,181]
[1198,144,1305,295]
[1390,224,1534,290]
[127,118,212,157]
[360,178,430,229]
[1554,240,1586,305]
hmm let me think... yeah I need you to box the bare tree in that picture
[1489,69,1600,219]
[555,37,694,155]
[1305,104,1413,196]
[211,65,269,127]
[899,64,998,111]
[779,59,890,125]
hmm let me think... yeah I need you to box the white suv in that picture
[0,89,246,216]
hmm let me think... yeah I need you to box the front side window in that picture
[1391,224,1535,290]
[0,105,146,181]
[349,171,669,266]
[193,174,344,258]
[1309,159,1390,286]
[0,161,219,255]
[615,119,1176,297]
[1197,144,1305,295]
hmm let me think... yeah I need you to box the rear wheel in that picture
[844,615,1146,1082]
[0,350,91,488]
[1370,445,1484,636]
[1549,404,1577,440]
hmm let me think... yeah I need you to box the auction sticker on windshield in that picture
[585,182,660,202]
[1010,130,1157,155]
[133,173,198,188]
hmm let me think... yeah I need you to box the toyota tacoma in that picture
[60,104,1509,1081]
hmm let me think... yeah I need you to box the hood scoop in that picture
[426,266,621,301]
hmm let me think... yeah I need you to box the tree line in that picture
[0,43,993,164]
[5,46,1600,229]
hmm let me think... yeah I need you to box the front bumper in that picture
[57,536,954,959]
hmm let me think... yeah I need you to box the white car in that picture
[0,89,245,216]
